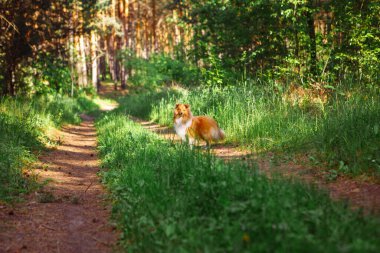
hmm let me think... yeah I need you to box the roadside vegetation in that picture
[97,113,380,252]
[0,95,98,201]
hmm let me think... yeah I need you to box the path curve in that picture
[0,115,117,253]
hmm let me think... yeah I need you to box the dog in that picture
[173,103,225,147]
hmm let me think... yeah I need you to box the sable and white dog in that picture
[173,103,225,147]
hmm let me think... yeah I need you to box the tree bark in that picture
[136,0,141,57]
[90,31,100,91]
[152,0,157,53]
[307,2,317,76]
[99,38,107,81]
[119,0,128,89]
[2,58,14,96]
[76,34,88,87]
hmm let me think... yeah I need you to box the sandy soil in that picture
[136,118,380,215]
[0,115,118,253]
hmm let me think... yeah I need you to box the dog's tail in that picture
[218,129,225,140]
[212,128,225,141]
[211,127,225,141]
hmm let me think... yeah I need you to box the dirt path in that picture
[0,115,117,253]
[136,118,380,215]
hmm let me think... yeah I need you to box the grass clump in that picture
[0,94,98,201]
[96,114,380,252]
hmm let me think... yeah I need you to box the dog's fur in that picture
[173,103,225,147]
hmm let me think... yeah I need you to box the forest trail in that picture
[0,114,117,253]
[134,118,380,215]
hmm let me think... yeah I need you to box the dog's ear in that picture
[184,104,190,109]
[175,103,180,108]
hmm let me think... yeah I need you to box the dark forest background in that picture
[1,0,379,95]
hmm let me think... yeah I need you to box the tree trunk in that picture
[107,35,116,82]
[90,31,99,91]
[151,0,157,53]
[136,0,141,57]
[119,0,128,89]
[307,2,317,76]
[99,38,107,81]
[294,29,300,73]
[2,59,13,96]
[76,34,88,87]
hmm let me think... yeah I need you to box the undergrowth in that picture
[0,94,98,201]
[119,52,199,87]
[96,113,380,252]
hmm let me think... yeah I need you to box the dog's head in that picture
[174,103,192,121]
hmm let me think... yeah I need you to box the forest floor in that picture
[0,108,118,252]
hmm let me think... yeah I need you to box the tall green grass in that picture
[117,81,380,178]
[0,95,98,201]
[97,114,380,252]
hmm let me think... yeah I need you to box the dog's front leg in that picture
[188,137,195,149]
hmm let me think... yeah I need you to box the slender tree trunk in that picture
[75,35,82,87]
[73,1,88,87]
[108,35,116,82]
[3,58,13,96]
[178,3,185,58]
[136,0,141,57]
[90,31,99,91]
[144,20,150,58]
[77,34,88,87]
[307,2,317,76]
[151,0,157,53]
[120,0,128,89]
[69,17,76,97]
[99,38,107,81]
[128,1,135,53]
[173,8,182,56]
[9,64,15,96]
[294,29,300,73]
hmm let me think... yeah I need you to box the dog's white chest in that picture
[174,117,192,141]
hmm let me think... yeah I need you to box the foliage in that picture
[96,114,380,252]
[186,0,380,84]
[119,51,199,87]
[19,55,74,95]
[0,95,99,201]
